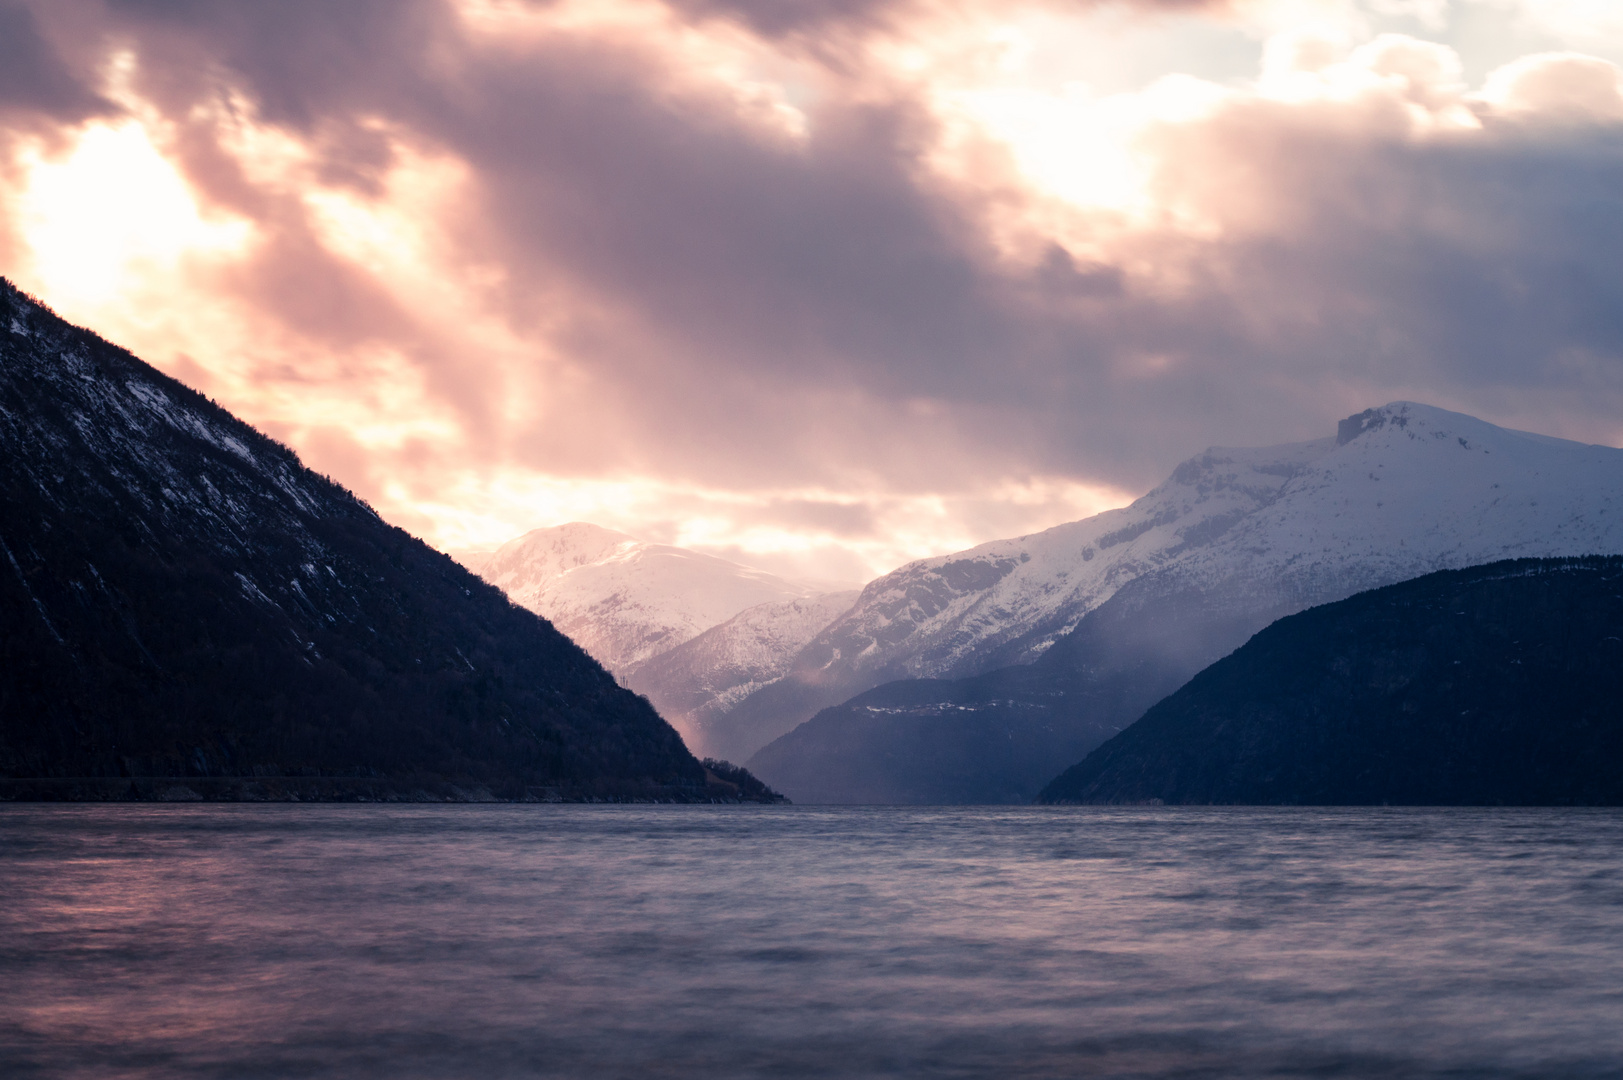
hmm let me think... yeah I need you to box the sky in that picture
[2,0,1621,583]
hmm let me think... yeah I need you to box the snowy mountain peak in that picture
[782,430,1341,687]
[627,590,862,757]
[810,400,1620,681]
[1339,401,1558,449]
[1338,403,1404,445]
[475,523,640,593]
[471,523,829,672]
[714,402,1623,762]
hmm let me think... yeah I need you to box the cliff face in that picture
[0,280,736,802]
[1039,557,1623,806]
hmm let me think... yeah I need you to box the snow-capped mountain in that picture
[726,403,1623,770]
[626,590,860,757]
[470,523,830,673]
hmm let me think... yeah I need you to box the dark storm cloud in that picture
[1105,98,1623,444]
[124,0,1005,398]
[11,0,1623,506]
[96,0,446,125]
[1292,134,1623,389]
[664,0,910,37]
[664,0,1225,38]
[29,0,521,445]
[433,65,1002,387]
[24,0,1043,482]
[0,1,109,120]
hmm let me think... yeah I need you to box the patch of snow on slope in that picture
[474,523,829,671]
[626,590,861,756]
[778,402,1623,691]
[793,435,1336,684]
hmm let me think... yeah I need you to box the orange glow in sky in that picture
[3,0,1622,580]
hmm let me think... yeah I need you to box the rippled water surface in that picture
[2,805,1621,1079]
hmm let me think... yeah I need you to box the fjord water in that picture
[3,806,1620,1079]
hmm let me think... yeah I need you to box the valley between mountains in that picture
[460,401,1623,804]
[4,276,1621,805]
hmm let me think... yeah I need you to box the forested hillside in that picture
[1039,557,1623,806]
[0,279,773,802]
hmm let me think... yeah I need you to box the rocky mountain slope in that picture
[708,438,1338,759]
[745,404,1623,802]
[745,565,1295,803]
[625,590,859,759]
[468,523,828,672]
[0,279,770,802]
[1038,557,1623,805]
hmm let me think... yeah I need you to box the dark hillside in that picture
[0,278,763,801]
[1039,557,1623,805]
[746,574,1281,803]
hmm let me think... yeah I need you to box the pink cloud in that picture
[2,1,1620,576]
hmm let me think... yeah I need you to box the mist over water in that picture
[2,806,1620,1079]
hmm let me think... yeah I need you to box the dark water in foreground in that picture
[2,806,1621,1079]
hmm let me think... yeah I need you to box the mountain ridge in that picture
[625,590,860,758]
[744,403,1623,802]
[705,436,1334,759]
[469,522,833,673]
[0,278,779,802]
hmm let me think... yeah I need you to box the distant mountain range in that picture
[624,590,860,759]
[0,279,777,802]
[35,257,1615,808]
[461,523,832,672]
[454,403,1622,802]
[1039,557,1623,805]
[456,524,858,756]
[743,404,1623,802]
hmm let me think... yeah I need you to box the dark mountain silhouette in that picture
[0,278,780,802]
[1039,557,1623,806]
